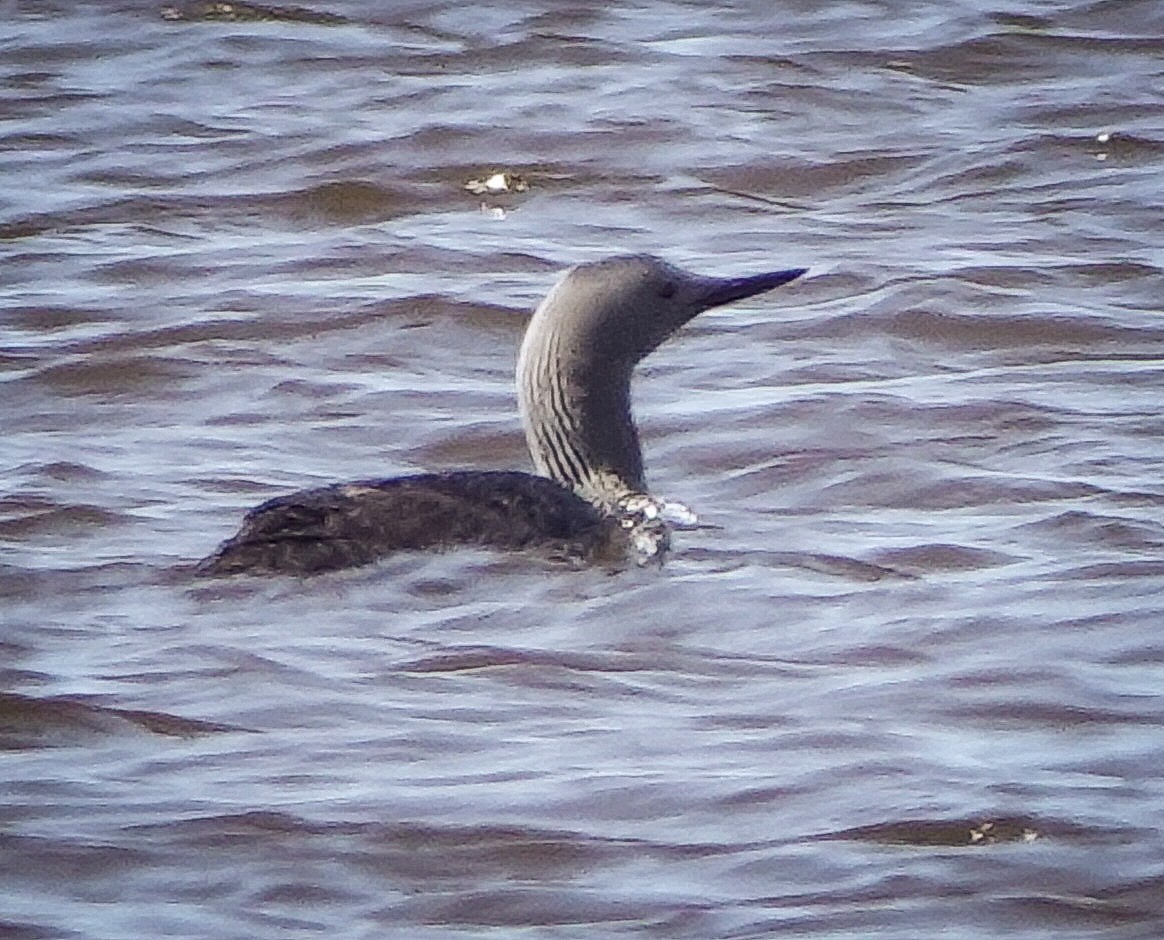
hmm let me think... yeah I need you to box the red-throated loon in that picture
[197,255,805,575]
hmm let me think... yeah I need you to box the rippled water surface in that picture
[3,1,1164,937]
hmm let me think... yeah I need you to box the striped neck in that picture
[517,289,645,512]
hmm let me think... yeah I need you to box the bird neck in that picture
[517,321,647,514]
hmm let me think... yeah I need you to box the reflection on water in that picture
[2,1,1163,937]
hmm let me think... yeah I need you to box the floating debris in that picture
[1095,129,1113,162]
[464,172,529,195]
[969,820,1038,844]
[161,2,348,24]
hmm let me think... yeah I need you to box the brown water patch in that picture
[819,816,1041,847]
[0,692,240,749]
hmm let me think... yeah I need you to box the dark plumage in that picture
[197,471,626,576]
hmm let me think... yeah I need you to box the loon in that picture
[197,255,805,576]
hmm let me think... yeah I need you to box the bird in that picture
[196,254,805,576]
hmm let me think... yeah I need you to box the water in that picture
[3,1,1163,937]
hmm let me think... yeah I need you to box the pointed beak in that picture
[698,267,807,310]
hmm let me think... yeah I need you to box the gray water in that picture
[3,1,1164,937]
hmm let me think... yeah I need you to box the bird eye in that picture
[658,281,676,299]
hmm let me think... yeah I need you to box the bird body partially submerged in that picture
[198,255,805,576]
[197,471,626,576]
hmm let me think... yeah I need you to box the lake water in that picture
[3,1,1163,937]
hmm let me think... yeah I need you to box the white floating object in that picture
[464,172,529,195]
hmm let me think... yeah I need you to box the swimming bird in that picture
[197,255,805,576]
